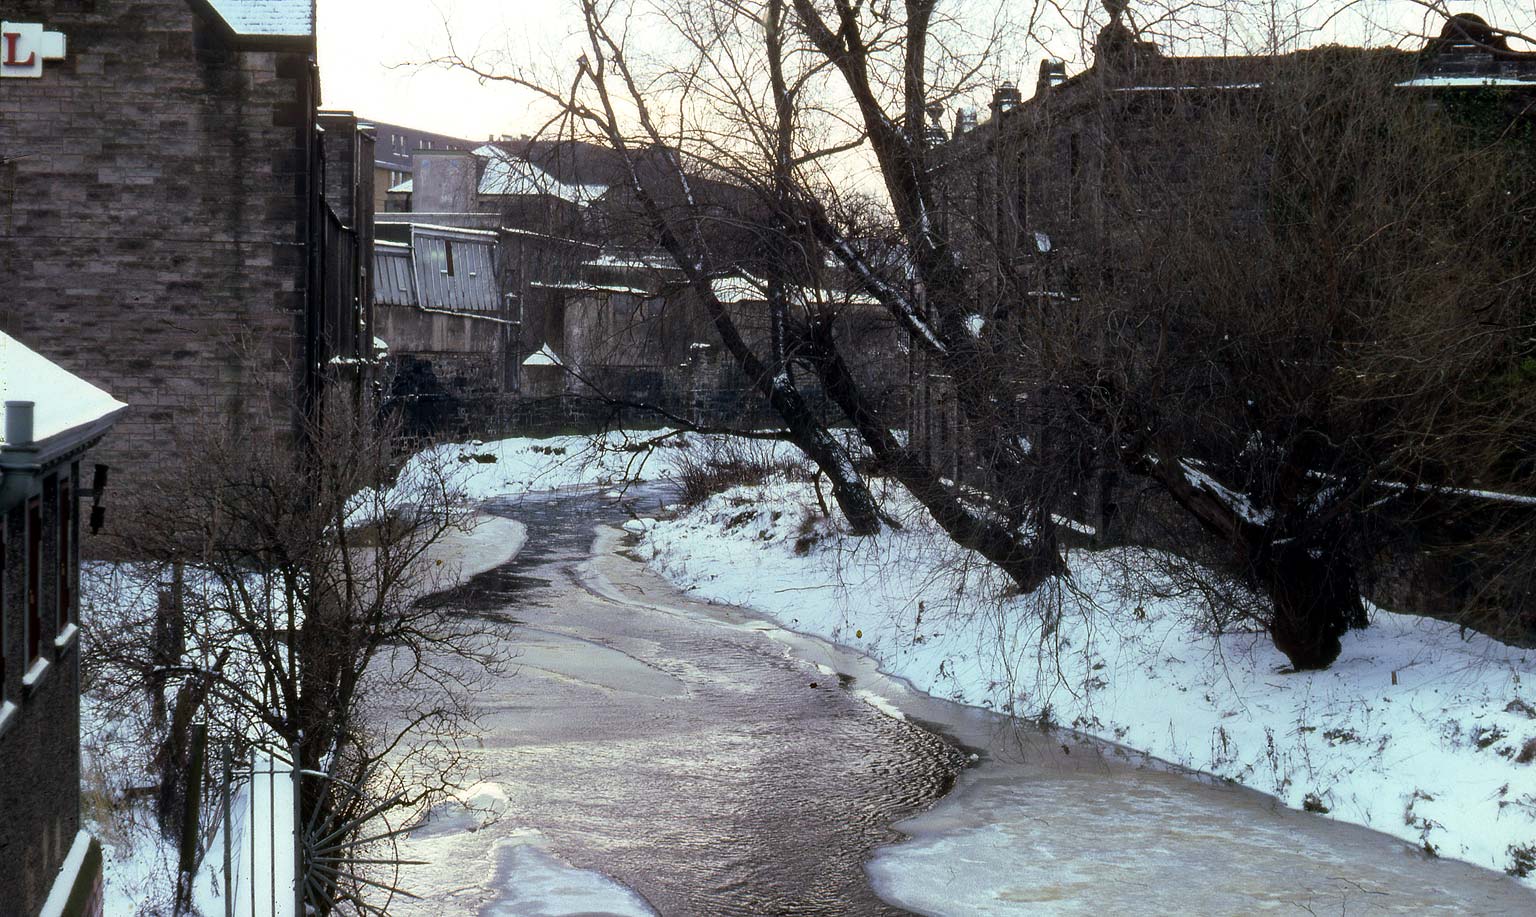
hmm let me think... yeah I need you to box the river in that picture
[390,489,1536,915]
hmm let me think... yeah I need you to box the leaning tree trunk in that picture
[801,315,1063,592]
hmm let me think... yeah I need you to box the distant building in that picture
[370,213,600,433]
[1,333,127,917]
[1,1,375,499]
[374,137,902,434]
[365,120,478,212]
[923,10,1536,498]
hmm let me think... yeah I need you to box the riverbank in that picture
[627,476,1536,889]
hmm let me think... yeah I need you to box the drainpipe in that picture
[0,401,41,514]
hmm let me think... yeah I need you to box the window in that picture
[444,241,456,277]
[25,497,41,667]
[1068,133,1082,222]
[57,472,73,632]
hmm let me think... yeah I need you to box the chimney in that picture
[1036,60,1067,97]
[4,401,34,446]
[990,81,1021,118]
[922,103,948,145]
[412,149,479,213]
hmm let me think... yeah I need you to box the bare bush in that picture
[84,405,505,911]
[671,435,812,506]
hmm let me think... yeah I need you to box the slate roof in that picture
[199,1,314,39]
[475,145,608,205]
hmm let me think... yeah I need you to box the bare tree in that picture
[437,1,1536,669]
[84,404,502,911]
[433,0,1071,585]
[945,12,1536,667]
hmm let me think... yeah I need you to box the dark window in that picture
[1069,133,1082,222]
[0,157,14,237]
[58,473,73,631]
[444,241,456,277]
[26,497,41,666]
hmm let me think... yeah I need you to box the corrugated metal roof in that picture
[412,226,499,312]
[373,246,417,307]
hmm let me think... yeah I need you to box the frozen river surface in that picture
[394,490,1536,915]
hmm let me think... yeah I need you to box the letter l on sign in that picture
[0,22,66,79]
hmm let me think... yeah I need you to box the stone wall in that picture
[0,0,316,492]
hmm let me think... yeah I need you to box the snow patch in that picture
[480,840,657,917]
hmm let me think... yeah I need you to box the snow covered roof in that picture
[710,273,879,307]
[474,144,608,205]
[388,178,413,194]
[584,252,680,271]
[199,1,314,39]
[500,225,602,247]
[1112,83,1263,92]
[522,343,564,367]
[530,281,656,297]
[0,332,127,460]
[1397,75,1536,88]
[388,221,498,239]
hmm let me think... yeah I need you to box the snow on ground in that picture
[401,814,658,917]
[631,477,1536,886]
[480,842,657,917]
[81,513,525,914]
[369,428,804,508]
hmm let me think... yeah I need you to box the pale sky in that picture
[316,1,1536,143]
[316,0,584,141]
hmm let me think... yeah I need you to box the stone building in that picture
[1,333,126,917]
[923,11,1536,505]
[1,1,374,499]
[922,11,1536,643]
[367,119,475,211]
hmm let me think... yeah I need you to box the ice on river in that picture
[866,763,1534,915]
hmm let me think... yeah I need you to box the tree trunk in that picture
[1128,444,1362,671]
[802,317,1063,591]
[1261,542,1362,671]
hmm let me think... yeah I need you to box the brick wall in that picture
[0,0,316,495]
[0,463,85,917]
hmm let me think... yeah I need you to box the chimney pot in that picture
[5,401,35,447]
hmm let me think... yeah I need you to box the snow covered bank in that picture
[81,512,525,914]
[631,479,1536,886]
[373,429,803,505]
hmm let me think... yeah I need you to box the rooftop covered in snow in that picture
[474,145,609,206]
[192,0,315,49]
[0,333,127,463]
